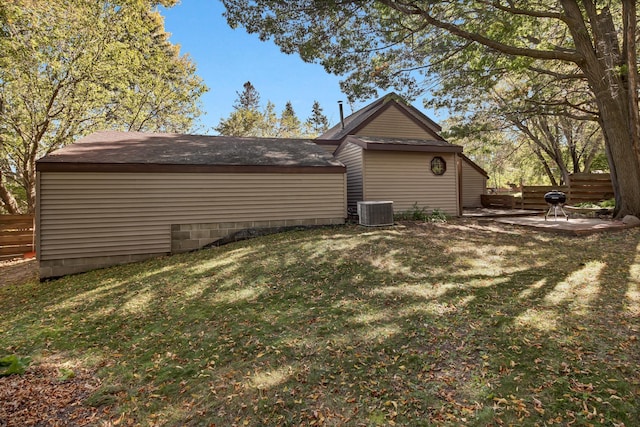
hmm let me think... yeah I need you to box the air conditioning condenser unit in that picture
[357,201,394,226]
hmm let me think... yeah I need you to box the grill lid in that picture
[544,190,567,205]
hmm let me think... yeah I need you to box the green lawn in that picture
[1,221,639,426]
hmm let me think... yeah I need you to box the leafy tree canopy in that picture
[442,62,604,186]
[221,0,640,218]
[0,0,206,213]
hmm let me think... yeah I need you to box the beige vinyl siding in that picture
[38,172,346,260]
[461,159,487,208]
[316,144,339,154]
[356,105,440,139]
[335,142,364,209]
[363,151,458,215]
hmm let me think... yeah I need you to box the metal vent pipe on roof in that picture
[338,101,345,129]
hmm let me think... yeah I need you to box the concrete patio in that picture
[493,215,636,235]
[462,207,639,235]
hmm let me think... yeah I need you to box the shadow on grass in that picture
[1,221,639,425]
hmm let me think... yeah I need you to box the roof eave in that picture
[460,153,489,178]
[36,162,346,174]
[362,143,463,153]
[344,135,462,153]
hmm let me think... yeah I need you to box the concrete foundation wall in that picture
[170,217,345,253]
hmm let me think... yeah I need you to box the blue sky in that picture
[159,1,443,134]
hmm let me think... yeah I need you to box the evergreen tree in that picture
[304,101,330,136]
[216,87,305,138]
[278,101,302,137]
[234,81,261,111]
[215,82,262,136]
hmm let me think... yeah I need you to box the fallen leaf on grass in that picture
[0,362,107,426]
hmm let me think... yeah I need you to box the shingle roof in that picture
[37,131,345,172]
[335,136,463,155]
[319,93,444,141]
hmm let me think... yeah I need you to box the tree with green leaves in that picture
[222,0,640,218]
[214,109,264,137]
[257,101,279,137]
[215,82,281,136]
[449,111,604,187]
[0,0,205,214]
[217,87,310,138]
[443,64,605,186]
[304,100,330,136]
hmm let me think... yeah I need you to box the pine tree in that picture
[278,101,302,137]
[234,81,260,111]
[215,82,262,136]
[304,100,330,136]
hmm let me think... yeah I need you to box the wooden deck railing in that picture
[481,194,516,209]
[0,215,35,261]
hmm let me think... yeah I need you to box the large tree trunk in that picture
[24,153,37,214]
[563,1,640,217]
[595,95,640,217]
[531,147,559,185]
[622,0,640,162]
[0,172,21,214]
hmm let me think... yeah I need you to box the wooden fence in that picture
[0,215,35,261]
[568,173,615,204]
[481,194,516,209]
[521,185,570,210]
[520,173,613,210]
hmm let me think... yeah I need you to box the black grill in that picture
[544,190,567,205]
[544,190,568,221]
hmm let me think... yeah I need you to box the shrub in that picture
[574,198,615,209]
[428,208,448,223]
[394,203,448,223]
[599,198,615,208]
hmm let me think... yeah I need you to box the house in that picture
[315,93,488,214]
[35,93,487,279]
[36,132,346,279]
[460,153,490,208]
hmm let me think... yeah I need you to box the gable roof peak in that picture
[318,92,443,141]
[381,92,408,104]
